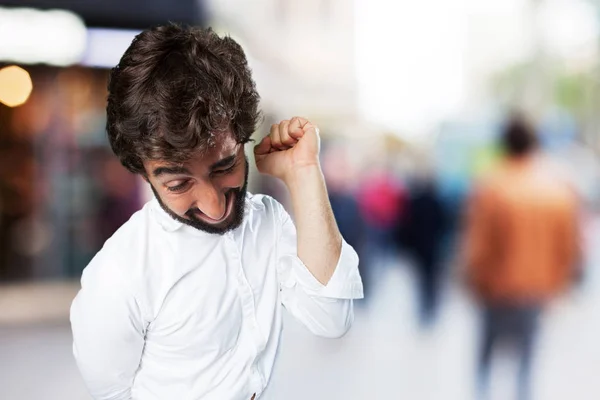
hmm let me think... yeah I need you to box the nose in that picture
[194,183,227,220]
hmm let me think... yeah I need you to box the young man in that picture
[464,115,580,400]
[70,24,363,400]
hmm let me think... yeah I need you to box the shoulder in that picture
[247,192,281,209]
[78,201,167,320]
[470,174,495,197]
[241,192,291,237]
[80,202,154,293]
[472,161,515,197]
[246,192,286,219]
[98,201,153,261]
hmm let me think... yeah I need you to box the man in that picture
[464,115,580,400]
[70,24,363,400]
[401,176,446,327]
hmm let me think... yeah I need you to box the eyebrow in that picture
[152,166,191,178]
[209,154,237,170]
[151,153,238,178]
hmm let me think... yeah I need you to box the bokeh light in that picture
[0,65,33,107]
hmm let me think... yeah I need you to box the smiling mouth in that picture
[189,191,235,225]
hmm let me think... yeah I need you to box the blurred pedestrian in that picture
[401,176,446,327]
[357,168,406,270]
[464,114,580,400]
[323,145,367,301]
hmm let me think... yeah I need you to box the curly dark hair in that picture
[106,23,261,175]
[501,113,537,157]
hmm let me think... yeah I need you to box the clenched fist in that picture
[254,117,321,183]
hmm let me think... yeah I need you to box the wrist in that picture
[283,162,323,189]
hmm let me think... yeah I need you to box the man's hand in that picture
[255,116,341,286]
[254,117,320,184]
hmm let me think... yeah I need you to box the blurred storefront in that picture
[0,2,206,281]
[0,67,137,280]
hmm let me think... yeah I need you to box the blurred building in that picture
[0,1,210,281]
[208,0,358,123]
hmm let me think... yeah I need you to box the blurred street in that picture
[2,214,600,400]
[2,1,600,399]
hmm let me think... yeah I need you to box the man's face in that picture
[144,132,249,235]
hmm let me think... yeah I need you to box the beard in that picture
[151,158,249,235]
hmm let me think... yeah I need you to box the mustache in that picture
[184,188,239,218]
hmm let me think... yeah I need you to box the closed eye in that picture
[166,180,191,193]
[211,163,236,177]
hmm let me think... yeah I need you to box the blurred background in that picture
[1,0,600,399]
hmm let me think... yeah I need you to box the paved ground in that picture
[2,232,600,400]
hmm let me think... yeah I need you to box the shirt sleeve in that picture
[70,252,146,400]
[275,202,364,339]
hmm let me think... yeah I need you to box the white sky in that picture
[355,0,470,136]
[353,0,598,137]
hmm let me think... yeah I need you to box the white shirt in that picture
[70,193,363,400]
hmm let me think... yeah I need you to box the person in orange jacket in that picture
[464,114,580,400]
